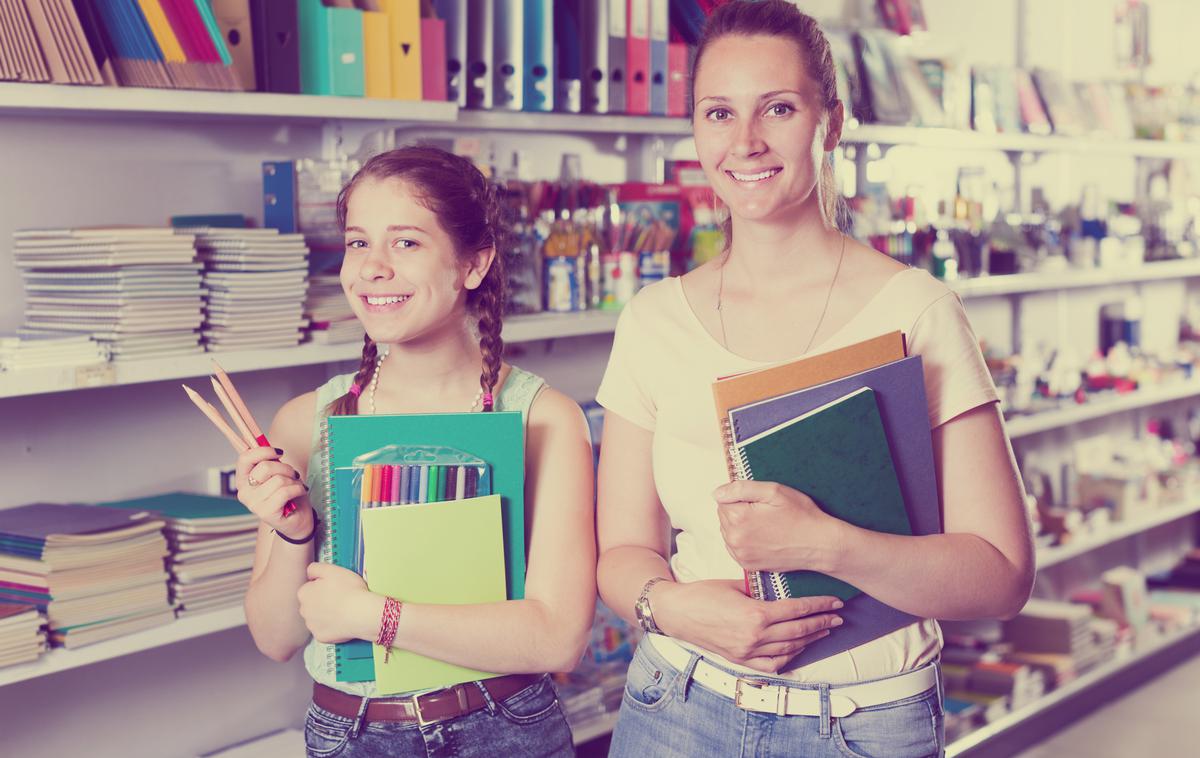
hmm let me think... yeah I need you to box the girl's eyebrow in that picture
[344,225,429,234]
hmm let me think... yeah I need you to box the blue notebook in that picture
[726,355,938,668]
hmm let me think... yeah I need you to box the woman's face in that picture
[691,34,835,227]
[340,176,474,345]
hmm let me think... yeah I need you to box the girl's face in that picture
[691,34,838,227]
[340,177,487,345]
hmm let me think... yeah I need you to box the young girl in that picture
[596,3,1034,757]
[234,146,596,758]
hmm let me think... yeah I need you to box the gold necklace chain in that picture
[716,233,847,355]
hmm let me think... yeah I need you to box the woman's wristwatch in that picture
[634,576,669,635]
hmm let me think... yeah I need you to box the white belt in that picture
[652,637,938,719]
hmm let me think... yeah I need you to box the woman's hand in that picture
[714,480,845,574]
[298,563,385,644]
[235,445,313,540]
[653,579,843,673]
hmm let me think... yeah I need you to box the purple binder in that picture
[727,355,939,668]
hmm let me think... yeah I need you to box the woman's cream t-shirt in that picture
[596,268,999,684]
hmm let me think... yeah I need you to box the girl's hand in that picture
[714,480,845,573]
[298,563,385,644]
[235,445,313,539]
[654,579,843,673]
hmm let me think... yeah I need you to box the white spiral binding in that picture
[319,416,337,675]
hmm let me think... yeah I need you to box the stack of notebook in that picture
[98,493,258,618]
[187,228,310,352]
[712,331,941,668]
[15,228,204,360]
[304,273,363,345]
[1003,599,1120,684]
[0,0,104,85]
[0,601,47,669]
[0,504,173,649]
[0,332,108,373]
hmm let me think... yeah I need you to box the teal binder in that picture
[321,411,526,683]
[299,0,365,96]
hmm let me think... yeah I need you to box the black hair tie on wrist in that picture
[274,516,320,545]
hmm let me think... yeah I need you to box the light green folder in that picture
[361,495,507,695]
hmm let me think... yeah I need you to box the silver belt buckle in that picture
[734,678,788,715]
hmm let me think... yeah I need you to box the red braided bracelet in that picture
[376,596,402,662]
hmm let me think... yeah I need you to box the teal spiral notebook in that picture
[321,411,525,683]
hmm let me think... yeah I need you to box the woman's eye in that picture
[345,239,367,250]
[392,239,418,250]
[767,103,794,117]
[706,108,732,122]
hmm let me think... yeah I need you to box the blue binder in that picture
[649,0,669,115]
[522,0,554,112]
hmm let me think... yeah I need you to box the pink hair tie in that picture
[348,383,363,397]
[483,392,494,409]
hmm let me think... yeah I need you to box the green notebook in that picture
[361,495,507,695]
[734,387,912,601]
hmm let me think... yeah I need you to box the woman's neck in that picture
[724,200,841,292]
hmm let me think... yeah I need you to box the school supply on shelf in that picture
[0,601,46,668]
[0,331,108,372]
[0,503,172,648]
[305,273,363,344]
[13,227,205,360]
[181,360,300,517]
[361,494,506,694]
[186,227,310,351]
[322,411,526,683]
[96,492,257,617]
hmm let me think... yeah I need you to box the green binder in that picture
[361,495,507,694]
[734,387,912,601]
[298,0,365,96]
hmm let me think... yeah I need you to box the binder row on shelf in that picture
[0,1,697,117]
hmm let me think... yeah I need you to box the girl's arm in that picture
[242,392,319,662]
[718,402,1035,620]
[300,388,597,674]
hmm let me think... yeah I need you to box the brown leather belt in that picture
[312,674,544,726]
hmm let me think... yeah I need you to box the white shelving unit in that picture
[0,310,619,399]
[0,606,246,688]
[1036,499,1200,570]
[949,259,1200,299]
[570,711,621,746]
[1005,379,1200,440]
[946,625,1200,757]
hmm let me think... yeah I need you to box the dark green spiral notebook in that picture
[733,387,912,601]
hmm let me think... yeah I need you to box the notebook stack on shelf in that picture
[1003,598,1120,686]
[0,601,46,668]
[0,332,108,372]
[98,492,257,618]
[0,504,173,649]
[14,228,204,360]
[187,228,310,352]
[305,273,363,344]
[0,0,104,85]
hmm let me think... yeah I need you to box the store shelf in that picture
[946,624,1200,757]
[454,109,691,135]
[0,82,457,124]
[570,711,620,746]
[1005,379,1200,440]
[950,259,1200,299]
[0,606,246,688]
[0,310,619,399]
[844,123,1200,160]
[1037,499,1200,570]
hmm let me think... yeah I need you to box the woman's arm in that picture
[299,388,597,673]
[596,412,842,673]
[242,392,318,662]
[718,402,1035,620]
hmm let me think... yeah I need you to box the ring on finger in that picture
[247,475,260,487]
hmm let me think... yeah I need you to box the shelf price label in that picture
[75,363,116,389]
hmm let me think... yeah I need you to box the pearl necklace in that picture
[366,349,484,415]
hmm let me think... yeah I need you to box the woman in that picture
[596,3,1034,756]
[235,146,595,757]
